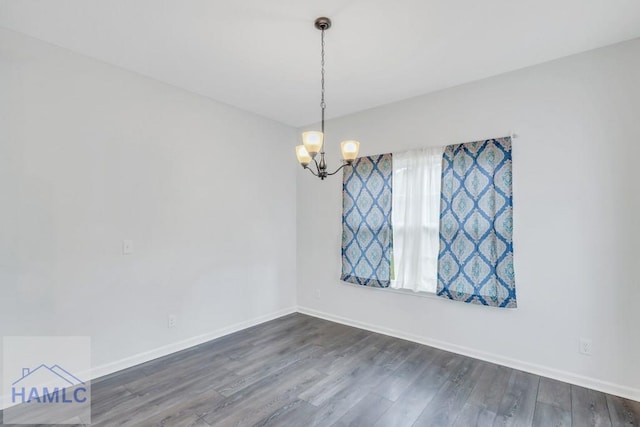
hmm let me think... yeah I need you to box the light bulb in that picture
[302,131,323,157]
[341,140,360,162]
[295,145,312,167]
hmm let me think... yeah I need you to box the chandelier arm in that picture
[304,164,320,177]
[304,156,322,176]
[325,162,350,176]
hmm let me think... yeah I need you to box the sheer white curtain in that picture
[391,147,444,293]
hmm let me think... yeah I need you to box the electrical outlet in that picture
[314,289,321,300]
[168,314,177,329]
[579,338,592,356]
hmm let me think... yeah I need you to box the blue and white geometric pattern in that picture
[341,154,393,287]
[437,137,516,307]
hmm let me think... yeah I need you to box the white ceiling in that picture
[2,1,640,126]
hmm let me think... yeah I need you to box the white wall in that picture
[0,29,297,376]
[297,38,640,400]
[3,24,639,403]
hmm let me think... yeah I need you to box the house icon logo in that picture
[12,365,88,405]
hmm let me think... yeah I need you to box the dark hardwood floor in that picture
[3,313,638,426]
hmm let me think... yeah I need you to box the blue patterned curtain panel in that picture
[341,154,393,287]
[437,137,516,307]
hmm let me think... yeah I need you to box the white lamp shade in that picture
[341,140,360,161]
[295,145,312,166]
[302,131,323,156]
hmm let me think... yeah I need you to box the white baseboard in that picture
[4,304,636,411]
[1,306,297,410]
[297,306,640,402]
[89,306,297,382]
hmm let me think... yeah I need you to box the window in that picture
[341,137,515,308]
[390,147,444,293]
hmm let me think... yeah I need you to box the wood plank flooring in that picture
[2,313,638,426]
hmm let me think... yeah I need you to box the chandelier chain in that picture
[320,29,325,109]
[320,28,326,135]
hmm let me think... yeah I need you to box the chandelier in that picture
[295,17,361,180]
